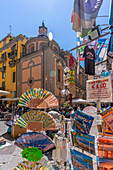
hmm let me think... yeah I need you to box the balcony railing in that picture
[8,51,17,59]
[0,53,7,63]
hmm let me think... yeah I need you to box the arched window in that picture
[29,44,34,53]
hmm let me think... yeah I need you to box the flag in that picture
[71,0,103,37]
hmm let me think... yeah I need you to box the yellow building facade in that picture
[0,34,27,98]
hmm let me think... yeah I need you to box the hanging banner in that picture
[71,130,95,155]
[71,0,103,37]
[70,149,93,170]
[86,76,112,102]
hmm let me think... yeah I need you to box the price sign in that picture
[87,76,112,102]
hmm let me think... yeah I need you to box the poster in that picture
[86,76,112,102]
[98,137,113,159]
[97,158,113,170]
[100,107,113,132]
[72,110,94,134]
[71,131,95,154]
[70,149,93,170]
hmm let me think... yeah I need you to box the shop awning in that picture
[0,97,19,101]
[0,90,10,95]
[66,99,94,105]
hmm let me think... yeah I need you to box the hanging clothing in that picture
[83,45,95,75]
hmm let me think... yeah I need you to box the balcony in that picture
[0,66,6,72]
[8,51,17,59]
[9,60,16,67]
[0,53,7,63]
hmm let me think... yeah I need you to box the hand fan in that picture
[18,88,59,108]
[16,110,58,131]
[14,132,56,153]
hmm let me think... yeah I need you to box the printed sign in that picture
[70,149,93,170]
[98,137,113,159]
[71,131,95,155]
[86,76,112,102]
[100,107,113,132]
[72,110,94,134]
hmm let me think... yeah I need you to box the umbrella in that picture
[18,88,59,108]
[48,111,60,119]
[16,110,58,131]
[14,132,56,153]
[0,90,10,95]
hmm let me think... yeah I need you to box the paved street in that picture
[0,121,22,170]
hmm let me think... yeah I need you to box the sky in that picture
[0,0,111,60]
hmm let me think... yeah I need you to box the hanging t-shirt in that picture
[83,45,95,75]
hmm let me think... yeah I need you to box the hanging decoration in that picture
[69,54,75,96]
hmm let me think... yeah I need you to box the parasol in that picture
[16,110,58,131]
[18,88,59,108]
[48,111,60,119]
[14,132,56,153]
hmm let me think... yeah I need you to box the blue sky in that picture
[0,0,111,59]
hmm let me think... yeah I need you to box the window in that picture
[2,72,5,79]
[31,46,34,53]
[2,81,5,90]
[28,44,34,54]
[13,72,15,82]
[58,69,61,82]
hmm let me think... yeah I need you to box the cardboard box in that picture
[11,125,26,138]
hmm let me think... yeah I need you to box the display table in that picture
[11,125,26,138]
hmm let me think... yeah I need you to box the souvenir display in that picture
[98,137,113,159]
[52,135,70,162]
[14,132,56,153]
[70,149,93,170]
[100,107,113,131]
[18,88,59,108]
[71,130,95,155]
[16,110,58,131]
[97,158,113,170]
[72,110,94,134]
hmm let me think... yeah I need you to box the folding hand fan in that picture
[14,132,56,153]
[16,110,58,131]
[18,88,59,108]
[14,158,53,170]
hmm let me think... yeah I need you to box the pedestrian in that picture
[65,107,74,118]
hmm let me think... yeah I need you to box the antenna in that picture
[9,25,12,35]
